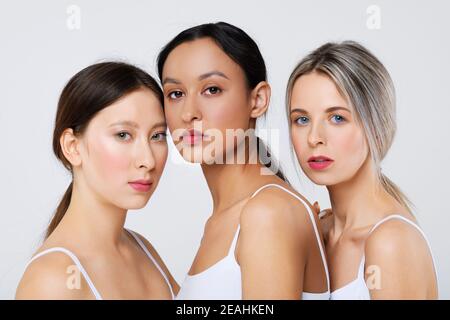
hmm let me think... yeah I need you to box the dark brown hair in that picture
[157,22,288,182]
[46,62,163,239]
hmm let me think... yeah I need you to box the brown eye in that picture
[168,91,184,99]
[204,86,221,95]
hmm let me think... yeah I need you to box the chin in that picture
[179,147,210,164]
[302,170,337,186]
[122,197,152,210]
[308,177,328,186]
[125,202,148,210]
[181,155,203,164]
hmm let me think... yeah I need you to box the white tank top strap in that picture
[227,225,241,257]
[250,183,282,198]
[368,214,412,235]
[367,214,439,289]
[249,183,330,293]
[126,229,175,299]
[25,247,102,300]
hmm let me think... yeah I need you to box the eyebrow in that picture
[162,77,181,85]
[290,106,351,114]
[198,71,229,81]
[109,120,167,129]
[162,71,229,85]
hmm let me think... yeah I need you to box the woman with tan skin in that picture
[286,41,438,299]
[157,22,329,299]
[16,62,179,299]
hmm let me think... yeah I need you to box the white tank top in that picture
[176,183,330,300]
[24,229,174,300]
[330,214,438,300]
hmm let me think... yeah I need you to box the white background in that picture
[1,0,449,299]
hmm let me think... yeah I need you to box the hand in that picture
[313,201,333,220]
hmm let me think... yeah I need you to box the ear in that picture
[249,81,271,119]
[60,128,83,167]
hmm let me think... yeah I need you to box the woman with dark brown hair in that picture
[158,22,329,300]
[16,62,178,299]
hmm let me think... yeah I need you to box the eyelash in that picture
[203,86,222,96]
[330,114,346,124]
[293,114,347,126]
[294,116,309,126]
[166,86,222,100]
[116,131,131,141]
[151,132,167,141]
[167,90,184,100]
[116,131,167,142]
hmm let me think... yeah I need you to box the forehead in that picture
[291,71,350,111]
[93,88,165,127]
[162,37,245,81]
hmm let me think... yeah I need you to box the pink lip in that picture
[129,180,153,192]
[307,156,334,170]
[182,128,206,145]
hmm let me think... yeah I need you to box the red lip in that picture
[182,128,206,145]
[307,155,334,170]
[128,179,153,192]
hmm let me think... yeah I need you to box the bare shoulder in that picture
[240,184,311,241]
[16,250,90,299]
[364,217,436,298]
[128,231,165,265]
[365,217,430,259]
[128,230,165,265]
[237,184,309,298]
[127,230,179,293]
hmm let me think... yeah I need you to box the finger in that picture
[313,201,320,214]
[319,209,333,219]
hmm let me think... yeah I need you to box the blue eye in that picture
[295,116,309,125]
[151,132,167,141]
[204,86,221,95]
[116,132,131,141]
[331,114,346,124]
[168,91,184,100]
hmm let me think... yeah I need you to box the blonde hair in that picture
[286,41,413,212]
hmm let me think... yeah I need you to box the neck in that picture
[201,142,271,214]
[327,158,393,234]
[60,178,128,249]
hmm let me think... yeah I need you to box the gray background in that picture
[1,0,449,299]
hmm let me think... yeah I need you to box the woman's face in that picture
[289,71,369,186]
[76,87,168,210]
[161,38,255,164]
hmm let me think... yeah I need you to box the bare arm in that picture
[16,253,92,299]
[238,197,308,299]
[364,219,437,299]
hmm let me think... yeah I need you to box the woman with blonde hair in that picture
[286,41,438,299]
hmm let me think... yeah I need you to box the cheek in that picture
[332,126,368,168]
[164,107,178,132]
[89,136,130,179]
[291,127,308,163]
[152,144,168,172]
[204,92,250,130]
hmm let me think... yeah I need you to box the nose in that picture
[134,137,156,171]
[307,121,326,147]
[181,94,201,124]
